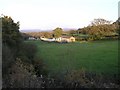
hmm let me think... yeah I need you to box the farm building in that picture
[55,36,75,42]
[28,37,40,40]
[28,37,36,40]
[40,36,75,43]
[40,37,55,42]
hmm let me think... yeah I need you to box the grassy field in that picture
[26,40,118,76]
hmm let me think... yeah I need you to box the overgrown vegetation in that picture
[2,16,22,76]
[2,15,46,88]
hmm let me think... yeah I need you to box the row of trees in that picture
[25,18,119,41]
[63,18,119,41]
[23,27,64,39]
[77,18,119,40]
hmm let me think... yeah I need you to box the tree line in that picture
[77,18,119,40]
[24,18,119,41]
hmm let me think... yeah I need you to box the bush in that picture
[64,69,91,88]
[17,42,48,76]
[33,56,48,76]
[17,43,37,64]
[2,44,15,76]
[2,59,35,88]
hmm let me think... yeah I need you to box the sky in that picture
[0,0,119,31]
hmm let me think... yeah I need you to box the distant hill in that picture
[63,28,77,31]
[20,28,78,33]
[20,29,41,33]
[20,29,52,33]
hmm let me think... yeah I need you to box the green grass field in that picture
[26,40,118,76]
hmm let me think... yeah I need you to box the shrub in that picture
[17,43,37,64]
[2,58,35,88]
[33,56,48,76]
[2,44,15,76]
[64,68,91,88]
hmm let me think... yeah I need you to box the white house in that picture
[40,37,55,42]
[28,37,36,40]
[40,36,75,43]
[55,36,75,42]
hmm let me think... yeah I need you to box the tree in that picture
[2,15,22,48]
[2,15,22,76]
[42,32,52,38]
[69,30,77,36]
[91,18,111,26]
[113,17,120,34]
[88,18,117,37]
[78,18,119,40]
[2,45,14,76]
[53,27,63,38]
